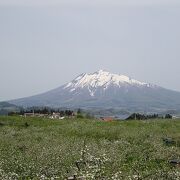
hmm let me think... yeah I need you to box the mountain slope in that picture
[0,102,21,115]
[8,70,180,112]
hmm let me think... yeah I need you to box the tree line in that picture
[126,113,173,120]
[8,106,74,117]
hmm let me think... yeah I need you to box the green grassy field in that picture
[0,116,179,179]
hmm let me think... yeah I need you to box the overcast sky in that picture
[0,0,180,101]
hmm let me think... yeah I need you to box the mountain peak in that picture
[94,69,109,74]
[64,70,153,96]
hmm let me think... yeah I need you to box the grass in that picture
[0,116,179,179]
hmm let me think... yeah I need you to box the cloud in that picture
[0,0,180,7]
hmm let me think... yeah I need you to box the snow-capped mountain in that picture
[64,70,155,96]
[9,70,180,113]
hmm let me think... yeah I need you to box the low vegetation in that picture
[0,116,179,179]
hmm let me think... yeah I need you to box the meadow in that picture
[0,116,179,179]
